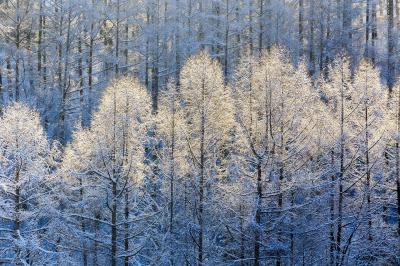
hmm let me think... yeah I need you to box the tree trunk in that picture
[169,91,176,264]
[175,0,181,83]
[364,90,372,243]
[0,65,3,113]
[14,166,21,265]
[330,150,336,266]
[276,91,285,266]
[198,79,206,265]
[78,37,84,127]
[254,161,261,266]
[249,0,254,55]
[111,180,117,266]
[309,0,315,76]
[115,0,120,76]
[124,190,129,266]
[198,0,204,49]
[336,64,345,266]
[79,178,88,266]
[299,0,304,56]
[396,87,400,235]
[145,7,150,89]
[88,21,94,126]
[6,58,13,102]
[38,0,44,75]
[371,0,377,63]
[15,0,21,102]
[258,0,263,55]
[224,0,229,81]
[342,0,352,51]
[387,0,395,91]
[365,0,370,58]
[93,212,100,265]
[239,204,245,266]
[124,24,129,75]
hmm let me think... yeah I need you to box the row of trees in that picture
[1,0,400,142]
[0,49,399,265]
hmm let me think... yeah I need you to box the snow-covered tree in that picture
[0,103,54,265]
[232,47,328,265]
[351,59,387,264]
[155,80,189,264]
[61,77,156,265]
[179,51,235,264]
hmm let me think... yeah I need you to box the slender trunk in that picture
[124,24,128,76]
[213,2,221,57]
[371,0,377,63]
[7,58,13,101]
[387,0,395,91]
[27,34,35,98]
[239,204,245,266]
[198,79,206,265]
[365,0,370,58]
[383,149,389,223]
[198,0,204,49]
[145,7,150,89]
[276,92,285,266]
[42,11,47,88]
[61,5,72,142]
[396,88,400,235]
[0,65,3,113]
[111,92,118,266]
[309,0,315,76]
[151,33,159,113]
[15,0,21,102]
[38,0,43,74]
[78,37,84,127]
[15,57,20,102]
[93,212,100,265]
[330,150,335,266]
[80,179,88,266]
[235,2,240,61]
[175,0,180,83]
[249,0,253,55]
[254,161,261,266]
[319,6,325,73]
[324,1,332,78]
[124,190,129,266]
[14,166,21,265]
[115,0,120,76]
[336,63,345,266]
[290,191,294,266]
[224,0,229,80]
[397,164,400,235]
[364,78,372,243]
[169,92,176,264]
[111,181,117,266]
[258,0,263,55]
[342,0,352,50]
[299,0,304,56]
[88,22,94,125]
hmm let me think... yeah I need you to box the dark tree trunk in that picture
[387,0,395,91]
[254,161,262,266]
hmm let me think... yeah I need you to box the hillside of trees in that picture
[0,0,400,265]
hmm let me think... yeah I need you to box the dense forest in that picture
[0,0,400,265]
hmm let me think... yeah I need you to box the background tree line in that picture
[1,0,400,140]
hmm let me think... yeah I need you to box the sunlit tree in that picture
[0,104,53,265]
[179,51,235,264]
[61,77,155,265]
